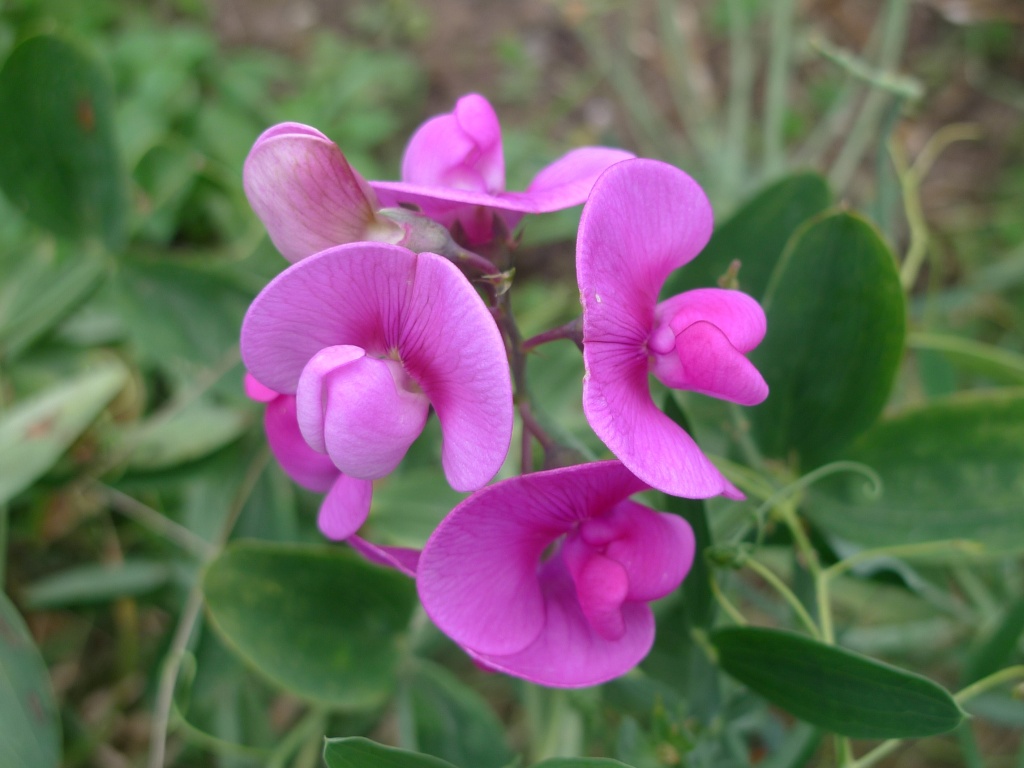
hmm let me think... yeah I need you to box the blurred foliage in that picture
[0,1,1022,767]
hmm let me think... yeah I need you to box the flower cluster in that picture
[240,94,768,687]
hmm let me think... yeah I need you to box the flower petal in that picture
[244,123,401,262]
[582,344,742,499]
[316,474,373,541]
[654,321,769,406]
[263,393,339,492]
[243,371,278,403]
[510,147,635,211]
[655,288,767,353]
[418,462,647,657]
[467,554,655,688]
[347,536,420,577]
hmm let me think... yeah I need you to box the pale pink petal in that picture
[418,462,647,658]
[297,347,430,478]
[509,147,635,211]
[582,344,743,499]
[244,124,401,262]
[466,554,656,688]
[263,393,339,492]
[562,547,630,641]
[654,288,767,353]
[348,536,420,577]
[244,372,279,403]
[398,254,512,491]
[652,321,769,406]
[317,474,373,541]
[400,93,503,193]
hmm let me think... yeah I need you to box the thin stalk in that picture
[266,707,328,768]
[744,556,821,639]
[763,0,798,176]
[846,739,902,768]
[100,486,215,561]
[829,0,912,192]
[723,0,754,201]
[521,317,583,352]
[823,539,985,583]
[954,665,1024,705]
[0,504,7,592]
[710,573,748,626]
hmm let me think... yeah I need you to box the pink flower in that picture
[241,242,513,545]
[371,93,635,245]
[418,461,695,687]
[243,374,419,576]
[577,159,768,500]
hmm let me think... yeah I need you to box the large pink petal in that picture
[241,244,416,393]
[347,536,420,578]
[578,159,714,349]
[467,554,656,688]
[244,123,401,262]
[654,321,769,406]
[654,288,767,353]
[316,474,373,541]
[509,147,635,211]
[398,254,512,491]
[418,462,647,657]
[582,344,742,499]
[400,94,503,193]
[263,394,339,492]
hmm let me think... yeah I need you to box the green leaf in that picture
[908,332,1024,386]
[809,390,1024,551]
[202,541,417,709]
[113,398,251,471]
[0,360,127,505]
[0,591,61,768]
[964,597,1024,685]
[711,626,965,738]
[0,35,126,248]
[662,173,831,301]
[533,760,636,768]
[22,560,173,609]
[750,212,905,466]
[324,737,459,768]
[406,661,513,768]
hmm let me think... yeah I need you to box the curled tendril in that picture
[748,460,883,543]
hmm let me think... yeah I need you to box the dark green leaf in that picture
[0,35,126,248]
[323,737,459,768]
[712,626,965,738]
[0,592,61,768]
[662,173,831,301]
[0,360,127,505]
[202,541,417,709]
[809,390,1024,551]
[407,661,513,768]
[750,212,905,466]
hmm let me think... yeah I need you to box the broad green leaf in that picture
[113,398,251,471]
[0,592,61,768]
[0,35,126,248]
[406,661,513,768]
[809,390,1024,551]
[22,560,173,609]
[0,360,127,505]
[202,541,417,709]
[324,737,459,768]
[662,173,831,301]
[711,626,965,738]
[750,212,905,466]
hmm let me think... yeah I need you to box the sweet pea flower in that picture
[418,461,695,687]
[241,242,512,542]
[371,93,635,245]
[243,374,419,576]
[577,159,768,500]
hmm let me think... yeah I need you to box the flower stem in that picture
[522,317,583,352]
[744,556,821,639]
[954,665,1024,705]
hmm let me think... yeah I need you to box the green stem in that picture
[100,485,215,561]
[0,503,7,592]
[710,573,748,627]
[744,556,821,639]
[723,0,754,201]
[954,665,1024,705]
[846,739,901,768]
[823,539,985,583]
[763,0,797,176]
[266,707,328,768]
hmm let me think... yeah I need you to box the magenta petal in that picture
[582,344,742,499]
[347,535,420,577]
[418,462,648,658]
[511,147,635,211]
[244,372,278,403]
[655,288,766,353]
[399,254,512,491]
[467,554,656,688]
[263,394,339,492]
[655,321,769,406]
[244,124,400,262]
[294,344,367,453]
[317,474,373,541]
